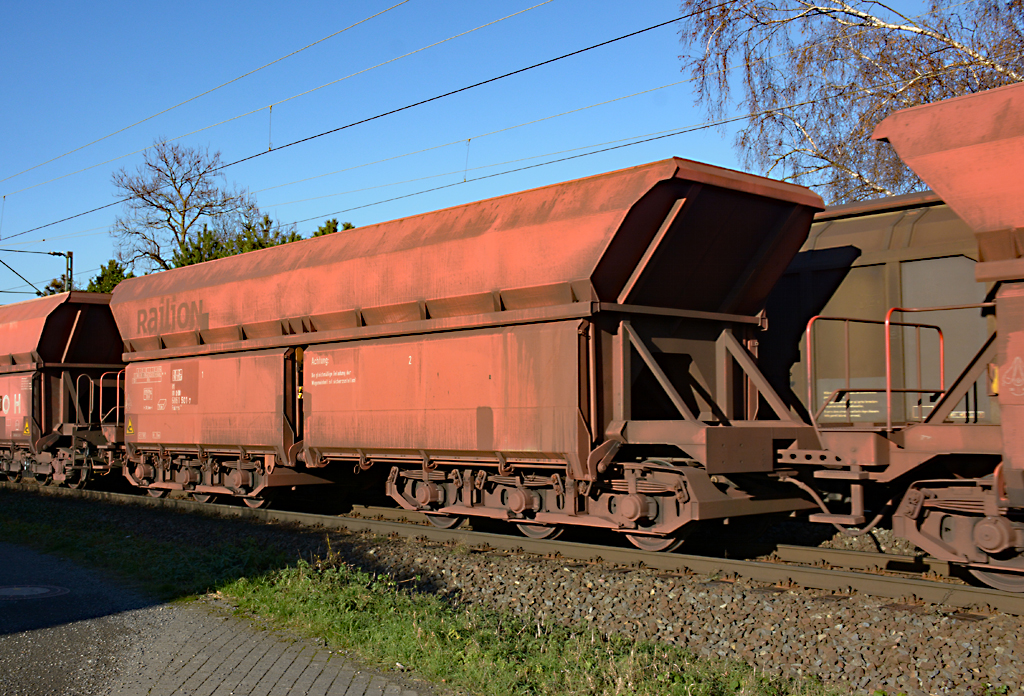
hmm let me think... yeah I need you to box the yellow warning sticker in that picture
[22,419,29,435]
[126,418,134,435]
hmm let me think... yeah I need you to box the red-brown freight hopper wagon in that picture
[867,82,1024,590]
[0,292,125,486]
[110,157,825,543]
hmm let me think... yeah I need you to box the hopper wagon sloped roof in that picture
[0,292,121,368]
[873,81,1024,256]
[110,157,823,358]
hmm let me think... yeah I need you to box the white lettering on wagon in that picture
[308,369,356,387]
[1,388,24,416]
[132,365,165,384]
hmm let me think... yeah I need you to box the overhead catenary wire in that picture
[269,128,691,208]
[253,77,695,196]
[0,2,979,262]
[0,224,110,249]
[216,14,691,172]
[284,66,963,226]
[0,121,727,255]
[0,0,412,187]
[3,0,968,203]
[0,248,65,255]
[1,11,701,241]
[0,70,769,247]
[251,0,984,197]
[0,0,554,200]
[0,65,969,295]
[0,58,968,262]
[6,0,961,231]
[0,263,104,295]
[0,257,41,295]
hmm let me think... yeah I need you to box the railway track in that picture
[4,480,1023,616]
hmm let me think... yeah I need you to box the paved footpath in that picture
[104,598,434,696]
[0,543,439,696]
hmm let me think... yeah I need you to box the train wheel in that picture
[146,489,168,499]
[191,493,217,504]
[425,514,464,529]
[516,523,563,540]
[242,497,271,509]
[7,469,21,484]
[65,468,90,490]
[625,533,685,552]
[34,474,52,486]
[969,568,1024,593]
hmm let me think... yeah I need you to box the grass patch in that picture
[227,550,835,696]
[0,489,840,696]
[0,488,287,599]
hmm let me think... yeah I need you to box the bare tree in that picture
[111,140,258,270]
[679,1,1024,203]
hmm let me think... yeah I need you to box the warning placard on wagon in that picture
[306,352,357,387]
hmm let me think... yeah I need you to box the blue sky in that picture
[0,0,746,296]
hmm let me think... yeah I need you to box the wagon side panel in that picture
[303,322,582,458]
[126,349,288,452]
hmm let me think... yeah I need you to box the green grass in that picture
[226,551,833,696]
[0,489,287,598]
[0,488,840,696]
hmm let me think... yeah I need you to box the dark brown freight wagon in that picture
[109,157,826,544]
[762,189,993,429]
[0,292,124,486]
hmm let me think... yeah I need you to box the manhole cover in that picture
[0,585,70,600]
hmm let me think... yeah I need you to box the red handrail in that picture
[98,370,125,427]
[806,315,943,430]
[807,302,995,429]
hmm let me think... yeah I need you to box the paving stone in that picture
[0,542,441,696]
[343,672,373,696]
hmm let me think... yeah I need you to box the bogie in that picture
[384,461,779,546]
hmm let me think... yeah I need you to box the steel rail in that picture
[297,507,953,578]
[4,481,1023,615]
[773,544,951,576]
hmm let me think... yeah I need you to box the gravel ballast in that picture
[344,533,1021,695]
